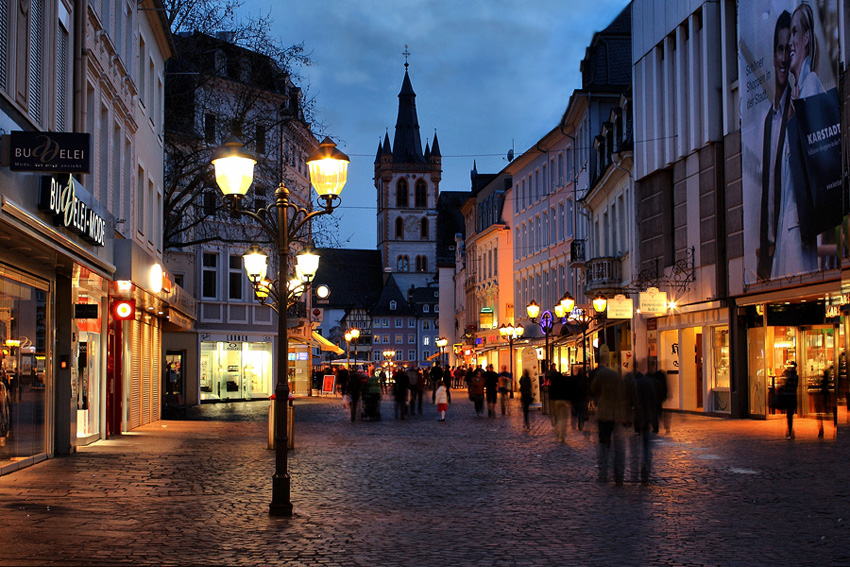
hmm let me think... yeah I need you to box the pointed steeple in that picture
[424,141,431,160]
[392,67,425,164]
[374,139,383,164]
[382,132,392,154]
[430,131,441,157]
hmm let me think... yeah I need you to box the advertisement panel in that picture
[739,1,840,283]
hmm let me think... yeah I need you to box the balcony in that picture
[584,256,623,295]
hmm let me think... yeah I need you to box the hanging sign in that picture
[9,131,91,173]
[639,287,668,315]
[38,176,106,246]
[607,294,633,319]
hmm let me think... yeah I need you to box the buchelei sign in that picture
[38,176,106,246]
[9,131,91,173]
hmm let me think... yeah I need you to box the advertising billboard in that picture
[739,1,840,283]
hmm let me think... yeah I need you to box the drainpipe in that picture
[73,0,89,180]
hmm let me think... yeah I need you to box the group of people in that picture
[334,361,454,422]
[587,345,669,486]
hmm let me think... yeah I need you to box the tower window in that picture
[415,179,427,207]
[397,255,409,271]
[420,218,428,239]
[395,217,404,239]
[396,178,409,207]
[415,255,428,272]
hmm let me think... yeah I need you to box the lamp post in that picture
[498,323,524,397]
[348,327,360,368]
[435,337,448,368]
[345,331,353,365]
[568,292,608,375]
[383,349,396,371]
[213,136,349,517]
[526,300,556,374]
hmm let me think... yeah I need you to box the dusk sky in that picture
[243,1,632,249]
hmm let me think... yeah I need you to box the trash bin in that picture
[268,394,294,450]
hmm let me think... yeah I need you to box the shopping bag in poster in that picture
[786,88,841,241]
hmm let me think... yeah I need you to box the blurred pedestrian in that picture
[649,370,669,434]
[484,364,499,417]
[567,367,589,432]
[815,367,835,439]
[498,365,511,415]
[627,371,658,484]
[363,371,383,421]
[435,379,449,421]
[468,367,486,417]
[431,361,445,403]
[519,369,533,430]
[379,368,388,394]
[393,367,410,420]
[347,369,363,422]
[590,345,627,485]
[780,361,799,440]
[547,363,569,443]
[408,367,424,416]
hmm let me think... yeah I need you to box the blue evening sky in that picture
[242,1,631,249]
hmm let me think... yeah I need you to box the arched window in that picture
[396,178,409,207]
[415,255,428,272]
[397,256,409,272]
[415,179,427,207]
[420,218,428,239]
[395,217,404,239]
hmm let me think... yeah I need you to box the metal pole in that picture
[270,184,292,517]
[509,336,515,398]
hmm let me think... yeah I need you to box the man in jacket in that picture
[589,345,627,485]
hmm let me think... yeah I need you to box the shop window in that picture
[200,340,273,401]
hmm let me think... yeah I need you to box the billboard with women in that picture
[739,1,840,283]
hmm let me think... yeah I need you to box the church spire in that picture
[392,48,425,164]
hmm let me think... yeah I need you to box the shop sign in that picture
[38,176,106,246]
[74,304,99,319]
[9,131,91,173]
[479,307,493,329]
[826,304,840,319]
[639,287,667,315]
[607,294,634,319]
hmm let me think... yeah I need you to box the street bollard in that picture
[267,394,294,450]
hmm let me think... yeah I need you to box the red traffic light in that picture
[112,300,136,320]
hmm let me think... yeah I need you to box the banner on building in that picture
[739,1,840,284]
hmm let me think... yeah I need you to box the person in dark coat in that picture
[484,364,499,417]
[337,366,350,399]
[651,370,670,434]
[519,369,533,430]
[781,361,799,439]
[468,367,486,417]
[347,369,363,422]
[547,364,569,442]
[627,371,658,484]
[393,368,410,420]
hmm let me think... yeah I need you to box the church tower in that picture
[375,54,441,292]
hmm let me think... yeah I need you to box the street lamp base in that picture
[269,473,293,516]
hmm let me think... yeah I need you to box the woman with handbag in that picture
[781,361,799,440]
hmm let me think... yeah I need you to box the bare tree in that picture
[162,0,343,251]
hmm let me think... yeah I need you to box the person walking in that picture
[435,379,449,421]
[497,365,511,415]
[468,367,486,417]
[484,364,499,417]
[347,368,363,422]
[430,361,444,403]
[393,367,410,420]
[519,369,533,430]
[408,366,424,416]
[547,363,569,443]
[780,361,799,439]
[651,370,671,434]
[590,345,628,485]
[627,371,658,485]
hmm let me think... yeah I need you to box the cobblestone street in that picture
[0,393,845,566]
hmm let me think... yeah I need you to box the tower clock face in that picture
[404,216,418,232]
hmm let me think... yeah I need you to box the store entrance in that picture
[798,326,837,417]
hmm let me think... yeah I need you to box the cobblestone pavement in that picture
[0,392,846,566]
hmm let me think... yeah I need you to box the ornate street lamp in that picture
[435,337,448,368]
[569,293,608,376]
[382,349,396,370]
[527,300,554,374]
[213,136,349,517]
[498,323,524,397]
[348,327,361,368]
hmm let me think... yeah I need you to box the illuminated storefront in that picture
[200,339,273,401]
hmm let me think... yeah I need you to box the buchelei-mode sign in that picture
[38,176,106,246]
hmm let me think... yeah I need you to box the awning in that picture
[426,352,441,361]
[313,332,343,355]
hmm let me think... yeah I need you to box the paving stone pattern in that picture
[0,393,846,566]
